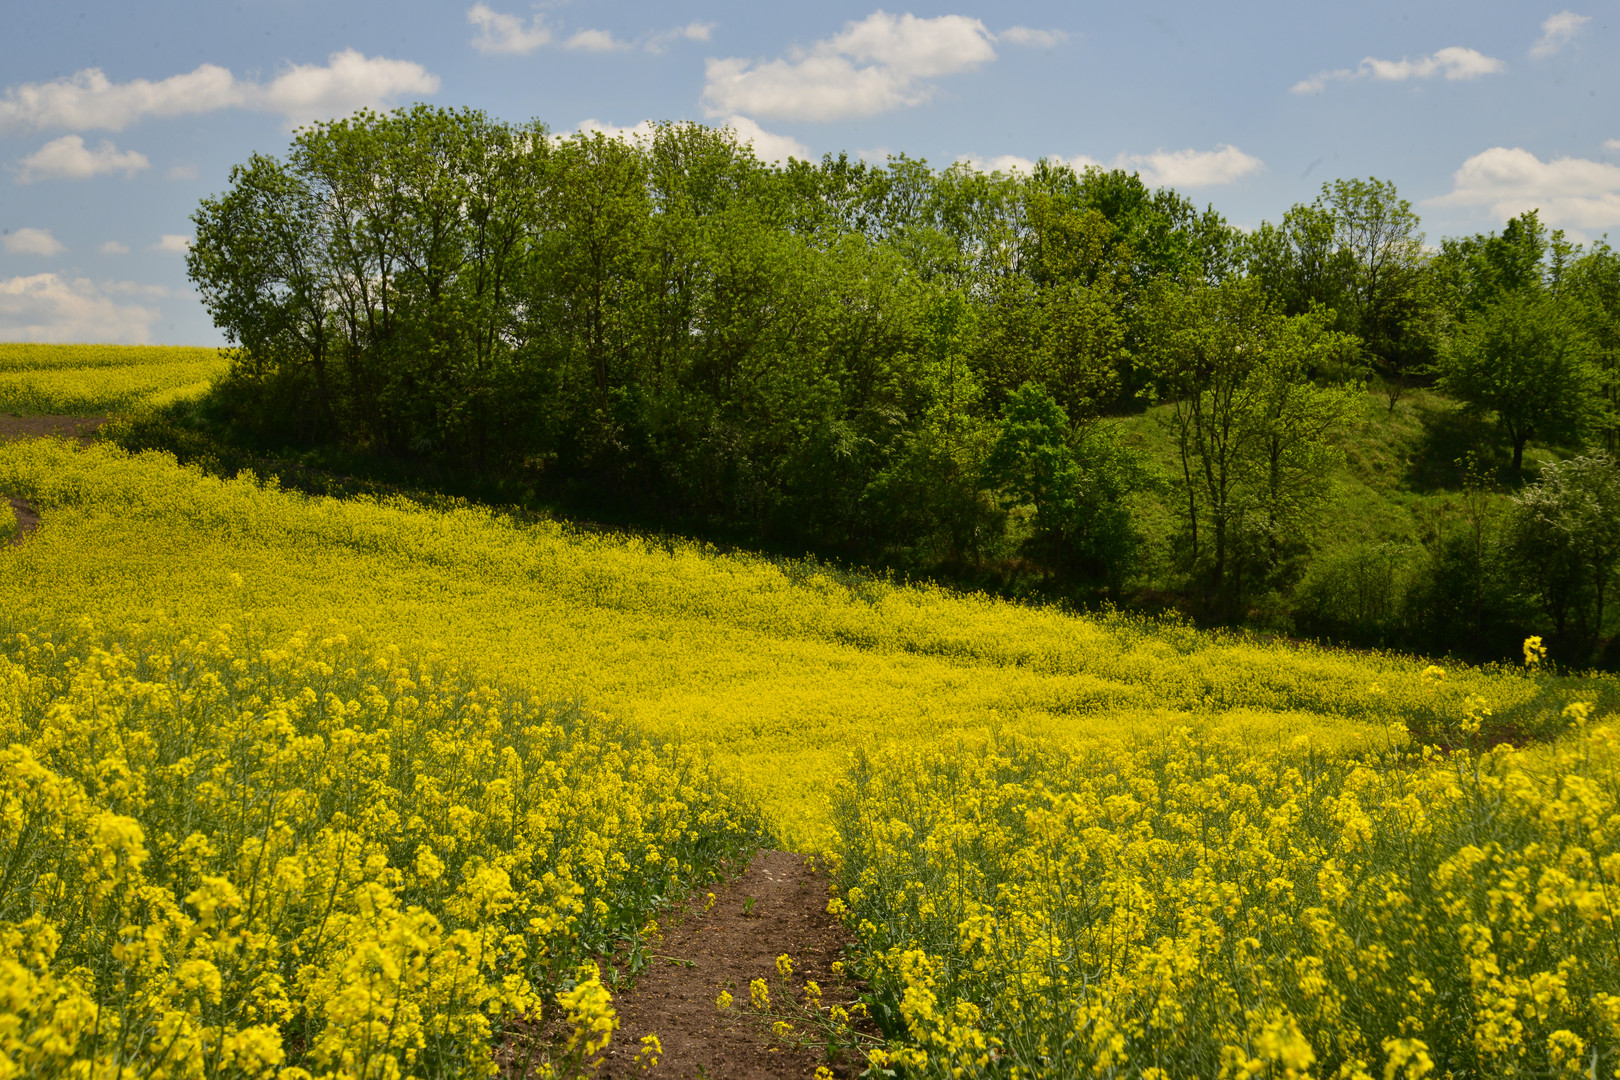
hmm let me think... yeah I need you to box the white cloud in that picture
[647,22,715,53]
[469,5,714,56]
[467,3,554,54]
[1607,138,1620,151]
[1292,46,1505,94]
[167,163,198,180]
[152,234,191,253]
[1118,144,1266,188]
[258,50,440,128]
[574,118,658,143]
[565,28,632,52]
[1427,146,1620,234]
[956,153,1036,174]
[1531,11,1589,59]
[0,273,162,343]
[3,228,65,256]
[0,64,241,132]
[13,135,149,184]
[573,115,809,163]
[999,27,1069,48]
[720,115,810,163]
[0,51,438,134]
[960,145,1264,188]
[703,12,996,122]
[100,241,130,254]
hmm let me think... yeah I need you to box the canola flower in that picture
[0,343,226,415]
[2,439,1610,847]
[0,620,763,1078]
[3,436,1619,1075]
[829,715,1620,1078]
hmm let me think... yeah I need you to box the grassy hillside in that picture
[1110,386,1594,660]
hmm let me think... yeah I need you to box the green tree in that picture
[1247,178,1430,409]
[1566,241,1620,454]
[982,383,1147,595]
[190,106,550,457]
[1144,277,1354,614]
[1437,289,1602,473]
[1507,453,1620,661]
[866,290,998,562]
[188,152,338,438]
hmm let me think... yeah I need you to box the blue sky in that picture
[2,1,1615,344]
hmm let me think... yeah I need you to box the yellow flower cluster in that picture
[0,344,226,415]
[830,718,1620,1078]
[3,439,1609,848]
[0,621,762,1078]
[4,434,1619,1075]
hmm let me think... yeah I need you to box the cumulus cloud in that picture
[703,12,997,122]
[13,135,149,184]
[1608,138,1620,151]
[574,118,658,143]
[258,51,441,128]
[574,116,809,163]
[956,153,1037,174]
[152,234,191,253]
[564,29,632,52]
[469,5,713,56]
[1118,145,1267,188]
[999,27,1069,48]
[1292,46,1504,94]
[1531,11,1589,58]
[961,145,1264,189]
[719,115,810,163]
[0,273,162,342]
[167,163,198,180]
[100,241,130,254]
[0,64,240,132]
[3,228,66,256]
[0,51,438,134]
[1427,147,1620,234]
[467,3,554,54]
[646,23,715,54]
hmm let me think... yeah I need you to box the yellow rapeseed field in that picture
[831,723,1620,1078]
[0,344,227,415]
[1,433,1617,1077]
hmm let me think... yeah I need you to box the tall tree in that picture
[1507,454,1620,661]
[1249,178,1430,409]
[1144,277,1354,613]
[1566,241,1620,454]
[1437,289,1602,473]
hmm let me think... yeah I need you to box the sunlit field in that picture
[0,343,227,415]
[2,435,1617,1077]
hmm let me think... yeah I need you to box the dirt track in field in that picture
[585,850,870,1080]
[0,413,105,546]
[0,413,105,444]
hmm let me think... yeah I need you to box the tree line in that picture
[185,105,1620,665]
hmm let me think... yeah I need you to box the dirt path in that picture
[5,496,39,546]
[0,413,106,547]
[0,413,105,444]
[593,850,869,1080]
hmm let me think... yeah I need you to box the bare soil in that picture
[0,413,105,444]
[5,496,39,546]
[589,850,869,1080]
[0,413,98,547]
